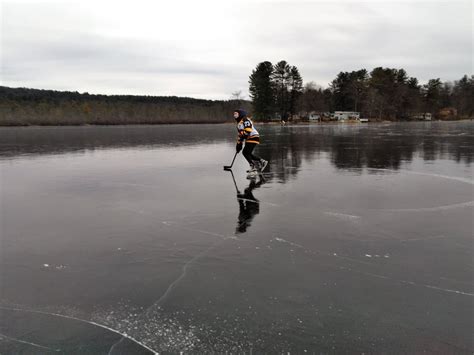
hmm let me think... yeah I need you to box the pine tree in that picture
[452,75,474,117]
[288,66,303,115]
[249,61,274,120]
[272,60,291,117]
[423,78,442,113]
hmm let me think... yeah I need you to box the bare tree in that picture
[231,90,245,101]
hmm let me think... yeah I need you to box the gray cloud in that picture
[239,1,471,86]
[1,1,471,99]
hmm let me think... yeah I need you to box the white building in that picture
[334,111,360,121]
[308,112,321,121]
[412,113,432,121]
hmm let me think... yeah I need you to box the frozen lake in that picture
[1,121,473,353]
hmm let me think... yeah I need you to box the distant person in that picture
[281,111,290,125]
[234,109,268,179]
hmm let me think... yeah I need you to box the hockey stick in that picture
[223,152,238,170]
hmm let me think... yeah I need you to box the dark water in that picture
[1,122,473,354]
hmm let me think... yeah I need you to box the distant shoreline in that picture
[1,119,472,128]
[2,86,472,127]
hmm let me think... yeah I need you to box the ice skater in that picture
[233,109,268,179]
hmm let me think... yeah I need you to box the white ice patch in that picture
[272,237,304,249]
[398,235,448,242]
[324,212,361,221]
[42,264,66,270]
[385,200,474,212]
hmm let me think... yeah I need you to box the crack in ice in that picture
[0,332,61,352]
[367,169,474,212]
[110,220,238,353]
[0,306,158,354]
[271,237,474,297]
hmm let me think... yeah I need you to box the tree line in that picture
[0,86,251,126]
[249,62,473,121]
[1,65,472,126]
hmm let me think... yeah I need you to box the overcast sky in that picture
[1,0,472,100]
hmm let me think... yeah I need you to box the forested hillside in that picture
[0,87,250,126]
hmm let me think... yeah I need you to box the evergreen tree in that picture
[348,69,369,112]
[272,60,291,117]
[331,70,368,112]
[368,67,398,119]
[452,75,474,117]
[439,82,453,108]
[249,61,274,120]
[288,66,303,115]
[393,69,409,118]
[330,71,352,111]
[423,78,442,113]
[405,77,422,117]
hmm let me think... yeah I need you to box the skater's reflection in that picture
[235,176,265,234]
